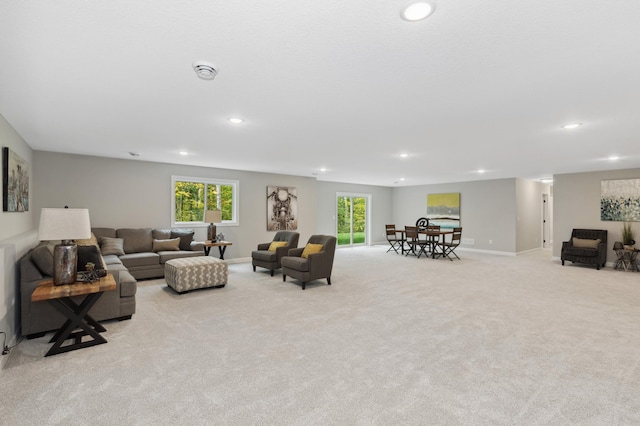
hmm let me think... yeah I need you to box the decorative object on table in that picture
[38,207,92,285]
[216,232,225,242]
[427,193,460,228]
[2,147,30,212]
[78,266,106,283]
[601,178,640,221]
[267,186,298,231]
[204,209,222,241]
[622,222,636,249]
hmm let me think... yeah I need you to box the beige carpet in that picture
[2,247,640,425]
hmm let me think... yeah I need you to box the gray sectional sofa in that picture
[19,227,204,338]
[92,227,205,280]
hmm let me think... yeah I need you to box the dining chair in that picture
[385,224,404,254]
[441,227,462,261]
[426,225,441,257]
[405,226,428,258]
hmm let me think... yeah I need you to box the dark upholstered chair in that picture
[252,231,300,276]
[561,229,607,270]
[281,235,337,290]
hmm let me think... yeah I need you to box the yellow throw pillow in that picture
[301,243,323,258]
[268,241,288,252]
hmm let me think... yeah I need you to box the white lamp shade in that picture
[38,208,92,241]
[204,210,222,223]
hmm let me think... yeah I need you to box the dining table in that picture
[398,227,454,258]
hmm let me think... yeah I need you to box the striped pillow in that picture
[99,236,125,256]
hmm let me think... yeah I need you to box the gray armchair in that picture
[281,235,337,290]
[251,231,300,276]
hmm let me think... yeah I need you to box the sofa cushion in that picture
[573,237,601,249]
[302,243,323,259]
[119,252,160,268]
[31,245,54,277]
[102,254,123,265]
[152,229,172,240]
[92,228,117,239]
[152,238,180,252]
[252,250,277,262]
[159,250,203,264]
[282,256,309,272]
[268,241,288,252]
[564,247,598,257]
[117,228,153,254]
[99,237,125,256]
[171,229,195,251]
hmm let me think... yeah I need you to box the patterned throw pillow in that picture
[268,241,288,252]
[75,232,99,247]
[301,243,323,259]
[99,236,125,256]
[153,238,181,252]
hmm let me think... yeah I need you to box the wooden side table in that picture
[31,274,116,357]
[203,240,232,260]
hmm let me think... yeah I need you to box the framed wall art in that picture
[2,147,30,212]
[427,193,460,228]
[267,186,298,231]
[601,178,640,221]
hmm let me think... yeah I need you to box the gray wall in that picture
[33,151,322,260]
[553,167,640,259]
[392,178,518,253]
[0,114,37,358]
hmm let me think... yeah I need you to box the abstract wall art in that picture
[427,193,460,228]
[2,147,29,212]
[601,178,640,221]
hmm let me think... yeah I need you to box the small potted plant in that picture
[622,222,636,249]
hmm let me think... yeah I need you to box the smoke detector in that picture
[193,61,219,80]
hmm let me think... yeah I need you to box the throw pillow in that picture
[573,237,601,249]
[153,237,181,252]
[301,243,323,259]
[268,241,288,252]
[171,229,195,251]
[99,236,125,256]
[75,232,99,247]
[31,244,54,277]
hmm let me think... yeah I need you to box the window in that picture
[172,176,239,226]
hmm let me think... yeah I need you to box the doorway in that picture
[336,193,370,246]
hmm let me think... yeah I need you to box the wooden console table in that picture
[31,274,116,357]
[203,240,232,260]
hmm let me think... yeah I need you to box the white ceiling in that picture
[1,1,639,187]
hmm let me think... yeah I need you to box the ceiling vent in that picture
[193,61,219,80]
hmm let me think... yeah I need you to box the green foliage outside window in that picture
[174,180,235,223]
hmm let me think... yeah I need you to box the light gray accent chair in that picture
[251,231,300,276]
[281,235,337,290]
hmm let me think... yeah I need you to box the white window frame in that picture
[171,176,239,227]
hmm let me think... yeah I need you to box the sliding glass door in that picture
[337,194,369,246]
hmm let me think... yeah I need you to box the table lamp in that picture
[204,209,222,242]
[38,207,92,285]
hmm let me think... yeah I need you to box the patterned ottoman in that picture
[165,256,227,293]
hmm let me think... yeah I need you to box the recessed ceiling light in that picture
[400,153,409,158]
[228,117,244,124]
[192,61,219,80]
[320,167,327,172]
[540,178,553,183]
[179,151,189,156]
[562,123,582,129]
[400,1,436,21]
[400,178,406,181]
[477,169,486,174]
[608,155,620,161]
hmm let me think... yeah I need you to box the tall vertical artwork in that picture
[267,186,298,231]
[601,178,640,221]
[2,147,29,212]
[427,193,460,228]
